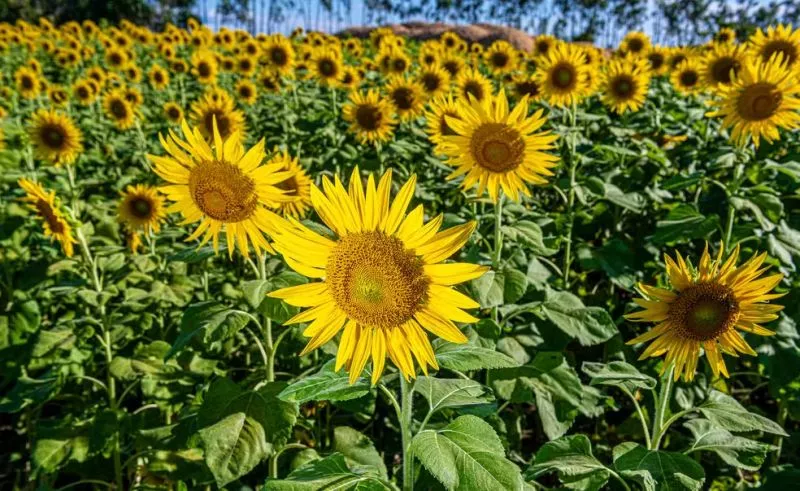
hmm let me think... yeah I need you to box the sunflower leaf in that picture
[699,391,789,436]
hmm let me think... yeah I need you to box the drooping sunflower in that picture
[385,76,426,122]
[148,64,170,90]
[235,79,258,105]
[163,102,184,123]
[190,90,246,143]
[103,90,137,130]
[149,120,291,258]
[15,66,41,99]
[484,40,518,74]
[536,42,589,107]
[707,54,800,147]
[437,89,559,202]
[267,168,488,384]
[118,184,166,253]
[620,31,651,57]
[18,178,76,257]
[424,94,461,146]
[627,244,784,382]
[266,149,312,218]
[455,67,493,104]
[748,24,800,70]
[416,65,451,98]
[28,109,84,165]
[600,56,651,114]
[310,47,343,86]
[342,89,396,144]
[701,43,745,89]
[671,57,705,95]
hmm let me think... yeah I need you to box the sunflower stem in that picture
[561,103,578,288]
[257,252,276,382]
[400,377,415,491]
[492,194,504,322]
[724,162,745,252]
[650,365,675,450]
[621,386,651,449]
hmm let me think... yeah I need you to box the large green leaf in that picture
[265,453,392,490]
[410,415,523,491]
[501,220,557,256]
[278,360,371,403]
[166,301,251,360]
[333,426,387,478]
[582,361,657,391]
[540,289,617,346]
[414,377,494,414]
[528,434,609,489]
[699,391,788,436]
[434,340,520,371]
[613,442,705,491]
[652,205,719,244]
[684,419,773,471]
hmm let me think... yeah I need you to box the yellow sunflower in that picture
[511,73,542,101]
[262,34,295,75]
[258,69,283,93]
[118,184,166,252]
[532,34,557,58]
[437,89,559,202]
[340,67,361,90]
[266,149,312,218]
[419,41,442,67]
[714,27,737,45]
[627,244,784,382]
[163,102,184,123]
[385,76,426,122]
[748,24,800,70]
[671,57,705,95]
[18,178,76,257]
[600,56,651,114]
[667,47,690,71]
[310,47,343,86]
[416,65,451,98]
[47,85,69,106]
[536,42,589,107]
[484,40,518,74]
[342,89,396,144]
[191,50,218,84]
[105,47,130,69]
[440,31,462,51]
[424,94,461,147]
[645,46,669,75]
[701,43,746,89]
[707,53,800,147]
[455,67,493,104]
[28,109,84,165]
[103,90,137,130]
[149,120,291,258]
[235,54,257,77]
[620,31,651,56]
[148,64,170,90]
[267,168,488,384]
[15,66,40,99]
[440,53,465,78]
[235,79,258,105]
[190,90,246,143]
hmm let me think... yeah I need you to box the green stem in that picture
[724,163,745,251]
[400,377,414,491]
[608,469,632,491]
[652,408,695,451]
[650,365,676,450]
[561,103,578,287]
[621,386,651,449]
[492,194,504,269]
[772,400,788,465]
[256,253,275,382]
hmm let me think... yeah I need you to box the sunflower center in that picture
[326,231,429,328]
[648,53,664,70]
[679,70,699,87]
[421,73,441,92]
[355,104,381,130]
[270,48,287,65]
[443,60,460,76]
[762,40,797,66]
[198,62,211,77]
[463,80,485,101]
[669,282,739,341]
[319,59,336,77]
[203,110,231,138]
[392,58,407,72]
[275,175,298,195]
[711,57,739,84]
[130,197,152,218]
[516,80,540,97]
[491,51,509,68]
[391,87,415,110]
[471,122,525,173]
[737,82,782,121]
[612,75,635,99]
[189,160,258,222]
[551,63,576,89]
[167,107,181,119]
[35,199,64,234]
[110,100,128,119]
[627,38,644,53]
[41,125,66,149]
[439,112,459,136]
[21,75,35,90]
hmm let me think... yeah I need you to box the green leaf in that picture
[411,415,524,491]
[265,453,392,490]
[653,205,719,244]
[278,360,371,404]
[767,221,800,271]
[31,328,76,358]
[260,271,307,323]
[698,391,788,436]
[472,271,505,308]
[604,183,645,213]
[333,426,388,478]
[684,419,773,471]
[198,378,298,486]
[613,442,705,491]
[166,301,251,360]
[503,268,528,304]
[241,279,271,310]
[528,434,609,489]
[501,221,557,256]
[415,377,494,414]
[541,289,618,346]
[582,361,657,391]
[32,438,71,472]
[434,340,520,371]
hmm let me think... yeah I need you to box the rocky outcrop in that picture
[337,22,535,51]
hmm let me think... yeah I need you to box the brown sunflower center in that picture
[471,122,525,173]
[189,160,258,222]
[198,62,212,78]
[318,59,337,77]
[167,107,181,119]
[670,54,687,69]
[515,80,540,97]
[737,82,782,121]
[669,282,740,341]
[439,112,459,136]
[392,57,407,72]
[421,72,442,92]
[443,60,460,76]
[463,80,485,101]
[270,47,287,65]
[239,86,253,98]
[41,125,67,149]
[391,87,415,110]
[129,197,153,218]
[679,70,699,87]
[355,104,382,131]
[711,57,739,84]
[203,110,232,138]
[536,41,550,55]
[627,38,644,53]
[611,75,635,99]
[154,72,164,83]
[326,231,429,328]
[21,75,35,90]
[761,39,797,66]
[551,63,576,90]
[109,99,129,120]
[648,52,665,70]
[35,199,64,234]
[491,51,509,68]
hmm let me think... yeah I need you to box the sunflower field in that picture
[1,16,800,491]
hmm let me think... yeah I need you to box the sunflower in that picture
[125,65,142,83]
[440,53,465,78]
[437,89,559,202]
[416,65,450,98]
[440,31,462,51]
[105,47,130,69]
[536,42,589,107]
[511,73,542,101]
[714,27,737,45]
[267,168,487,384]
[340,67,361,90]
[192,50,218,84]
[258,69,283,93]
[48,85,69,106]
[15,66,40,99]
[385,76,425,122]
[455,68,493,103]
[344,38,364,58]
[419,41,443,67]
[626,244,784,382]
[748,24,800,70]
[262,34,295,75]
[18,178,76,257]
[148,64,170,90]
[125,87,144,107]
[620,31,651,56]
[383,48,411,76]
[190,90,246,143]
[600,56,651,114]
[69,79,97,107]
[667,47,690,71]
[28,109,83,165]
[103,90,137,130]
[235,79,258,105]
[310,47,343,86]
[532,35,557,58]
[118,184,166,252]
[342,89,396,144]
[701,43,745,89]
[707,54,800,147]
[163,102,184,123]
[266,149,312,218]
[149,120,291,258]
[671,57,705,95]
[235,54,257,77]
[484,40,518,74]
[424,94,461,146]
[645,46,669,75]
